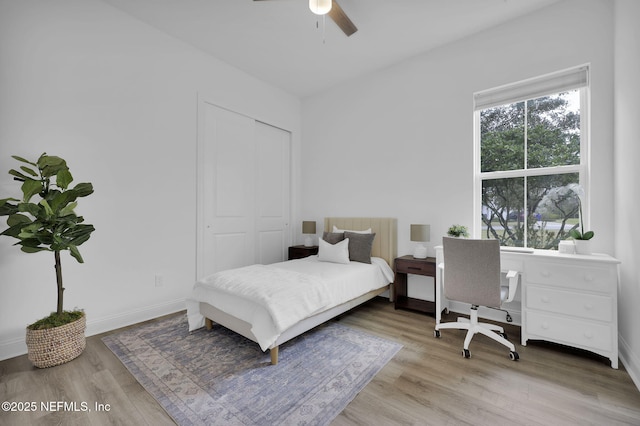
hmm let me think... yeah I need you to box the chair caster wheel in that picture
[434,330,441,338]
[462,349,471,358]
[509,351,519,361]
[500,332,508,340]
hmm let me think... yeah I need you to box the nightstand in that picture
[394,255,437,315]
[288,245,319,260]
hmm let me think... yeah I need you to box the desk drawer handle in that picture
[584,274,594,282]
[541,270,551,278]
[584,303,594,310]
[541,322,549,330]
[584,331,594,339]
[541,296,550,303]
[408,267,422,271]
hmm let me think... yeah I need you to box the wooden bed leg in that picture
[270,346,279,365]
[205,318,213,330]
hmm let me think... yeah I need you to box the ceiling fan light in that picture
[309,0,332,15]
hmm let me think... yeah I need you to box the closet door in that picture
[255,121,290,265]
[197,100,291,279]
[199,103,255,278]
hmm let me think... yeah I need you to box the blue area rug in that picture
[102,314,401,425]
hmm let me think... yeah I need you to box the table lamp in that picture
[302,221,316,247]
[410,224,430,259]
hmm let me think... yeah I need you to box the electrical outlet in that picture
[155,274,163,287]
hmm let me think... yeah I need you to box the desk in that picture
[435,246,620,368]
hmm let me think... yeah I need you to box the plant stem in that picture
[54,250,64,315]
[578,198,584,237]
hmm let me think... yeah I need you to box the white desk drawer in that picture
[526,260,613,292]
[525,311,612,352]
[526,286,612,322]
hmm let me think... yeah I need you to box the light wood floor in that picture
[1,298,639,425]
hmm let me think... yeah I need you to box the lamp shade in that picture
[309,0,332,15]
[410,224,430,242]
[302,221,317,234]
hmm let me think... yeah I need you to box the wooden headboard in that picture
[324,217,398,267]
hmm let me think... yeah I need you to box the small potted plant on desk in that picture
[447,224,469,238]
[568,184,594,255]
[0,153,95,368]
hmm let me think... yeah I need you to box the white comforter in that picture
[186,256,394,351]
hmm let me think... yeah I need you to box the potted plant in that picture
[447,224,469,238]
[0,153,95,368]
[567,183,594,254]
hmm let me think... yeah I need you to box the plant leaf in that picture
[56,169,73,190]
[20,178,42,203]
[59,201,77,217]
[72,182,94,197]
[1,223,26,238]
[0,199,19,216]
[11,155,38,166]
[38,155,67,178]
[18,202,40,217]
[7,213,31,227]
[21,245,48,254]
[66,224,94,246]
[8,169,31,182]
[19,165,38,177]
[69,245,84,263]
[583,231,594,240]
[48,190,76,213]
[40,199,54,217]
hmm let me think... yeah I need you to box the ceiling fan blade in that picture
[253,0,357,37]
[328,1,357,36]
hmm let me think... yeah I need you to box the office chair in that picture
[434,237,520,360]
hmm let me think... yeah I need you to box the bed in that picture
[186,217,397,364]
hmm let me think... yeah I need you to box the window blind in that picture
[474,65,589,111]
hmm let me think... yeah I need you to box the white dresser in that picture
[435,247,620,368]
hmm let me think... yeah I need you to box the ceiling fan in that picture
[253,0,358,37]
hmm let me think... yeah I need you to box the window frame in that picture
[473,66,590,247]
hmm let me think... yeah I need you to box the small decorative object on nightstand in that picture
[302,221,317,247]
[288,245,319,260]
[394,255,437,315]
[410,224,430,259]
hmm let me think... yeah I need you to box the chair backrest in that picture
[442,237,502,308]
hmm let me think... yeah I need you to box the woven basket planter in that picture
[26,313,86,368]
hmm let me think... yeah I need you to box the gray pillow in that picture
[322,232,345,244]
[344,231,376,264]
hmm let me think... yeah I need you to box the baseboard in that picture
[0,298,186,362]
[0,335,26,363]
[619,334,640,392]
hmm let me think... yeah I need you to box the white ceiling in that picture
[100,0,561,98]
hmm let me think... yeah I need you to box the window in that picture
[473,66,589,249]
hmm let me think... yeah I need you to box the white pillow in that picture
[332,225,372,234]
[318,238,350,264]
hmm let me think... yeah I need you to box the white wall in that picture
[302,0,614,255]
[614,0,640,388]
[0,0,301,360]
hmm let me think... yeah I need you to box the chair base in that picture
[435,306,518,358]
